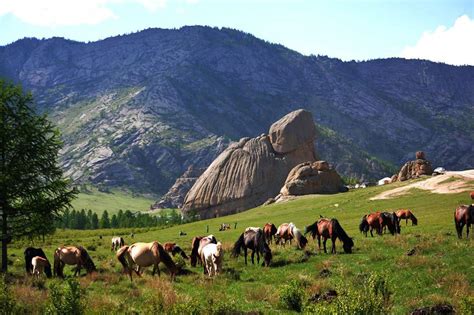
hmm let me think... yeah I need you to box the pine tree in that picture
[100,210,110,229]
[91,213,99,229]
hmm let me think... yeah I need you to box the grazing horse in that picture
[53,246,96,278]
[263,223,277,244]
[454,205,474,239]
[359,212,397,237]
[111,236,125,251]
[470,191,474,200]
[116,242,177,281]
[219,223,231,231]
[24,247,52,278]
[381,212,401,234]
[201,242,224,277]
[305,218,354,254]
[275,223,308,249]
[190,235,217,267]
[231,227,272,266]
[163,242,189,260]
[31,256,51,278]
[395,209,418,226]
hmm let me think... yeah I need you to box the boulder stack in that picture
[393,151,433,182]
[280,161,346,196]
[181,109,317,219]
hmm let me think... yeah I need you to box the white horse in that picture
[288,223,308,249]
[111,236,125,251]
[201,242,223,277]
[31,256,50,278]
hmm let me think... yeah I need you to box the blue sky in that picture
[1,0,473,64]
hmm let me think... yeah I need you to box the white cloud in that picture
[0,0,172,27]
[401,15,474,66]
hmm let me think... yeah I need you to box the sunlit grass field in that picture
[4,177,474,314]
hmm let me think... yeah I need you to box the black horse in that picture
[24,247,52,278]
[231,228,272,266]
[381,212,401,234]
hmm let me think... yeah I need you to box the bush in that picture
[279,280,305,312]
[304,273,392,314]
[170,297,203,315]
[0,275,17,314]
[46,278,84,315]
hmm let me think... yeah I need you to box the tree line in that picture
[56,209,182,230]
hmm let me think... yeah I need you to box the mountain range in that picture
[1,26,473,198]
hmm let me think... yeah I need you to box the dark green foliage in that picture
[0,275,17,314]
[0,80,76,272]
[46,278,84,315]
[279,280,305,312]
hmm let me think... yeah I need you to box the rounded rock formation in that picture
[181,109,317,219]
[396,151,433,181]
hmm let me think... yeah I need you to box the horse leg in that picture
[331,238,336,254]
[251,250,255,265]
[467,223,470,239]
[155,263,161,277]
[323,238,327,254]
[406,219,408,226]
[244,248,248,265]
[317,235,321,251]
[256,250,260,264]
[370,227,374,237]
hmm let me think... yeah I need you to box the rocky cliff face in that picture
[182,110,317,219]
[1,27,473,197]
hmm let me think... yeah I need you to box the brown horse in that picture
[116,242,177,281]
[396,209,418,226]
[359,212,398,237]
[263,223,277,244]
[53,246,96,278]
[190,235,217,267]
[163,242,189,260]
[454,205,474,239]
[305,218,354,254]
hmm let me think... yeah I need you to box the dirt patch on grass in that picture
[371,170,474,200]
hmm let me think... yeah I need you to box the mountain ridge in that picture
[1,26,472,197]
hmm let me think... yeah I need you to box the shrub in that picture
[279,280,305,312]
[46,278,84,315]
[170,297,203,315]
[0,275,17,314]
[304,273,392,314]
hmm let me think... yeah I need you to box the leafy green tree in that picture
[100,210,110,229]
[0,80,76,272]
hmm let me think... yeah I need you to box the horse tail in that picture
[411,213,418,225]
[359,215,369,233]
[304,222,318,239]
[231,233,245,257]
[116,245,131,273]
[156,243,178,278]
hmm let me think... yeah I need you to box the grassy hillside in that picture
[71,188,156,215]
[4,177,474,314]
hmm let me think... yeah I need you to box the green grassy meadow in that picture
[4,178,474,314]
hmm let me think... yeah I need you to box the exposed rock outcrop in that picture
[394,151,433,182]
[152,165,207,209]
[181,109,317,219]
[280,161,346,196]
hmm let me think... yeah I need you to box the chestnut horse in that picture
[359,212,398,237]
[116,241,177,281]
[231,227,272,266]
[190,235,217,267]
[396,209,418,226]
[53,246,96,278]
[454,205,474,239]
[263,223,277,244]
[305,218,354,254]
[163,242,189,260]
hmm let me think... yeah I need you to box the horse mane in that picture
[172,245,189,260]
[410,212,418,225]
[271,224,277,235]
[53,248,64,278]
[78,246,96,272]
[304,222,318,239]
[231,233,245,257]
[331,219,353,245]
[190,236,203,267]
[155,242,178,277]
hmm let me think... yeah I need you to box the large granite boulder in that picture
[394,151,434,181]
[182,109,317,219]
[280,161,346,196]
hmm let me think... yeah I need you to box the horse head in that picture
[343,238,354,254]
[262,243,272,267]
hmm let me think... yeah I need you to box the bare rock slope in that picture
[182,109,317,219]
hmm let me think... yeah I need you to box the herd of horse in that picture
[22,194,474,281]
